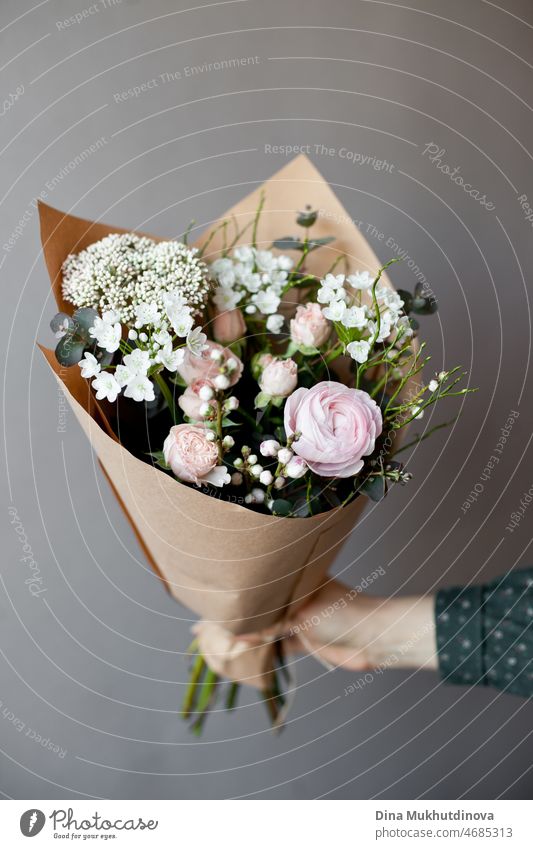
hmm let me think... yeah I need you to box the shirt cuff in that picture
[435,584,484,686]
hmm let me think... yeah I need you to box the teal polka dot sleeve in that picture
[435,568,533,698]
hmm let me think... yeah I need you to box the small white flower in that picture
[89,316,122,353]
[276,254,293,271]
[285,456,308,479]
[128,329,138,341]
[153,327,171,346]
[255,250,276,272]
[253,289,281,315]
[198,384,214,401]
[346,340,371,364]
[250,463,263,477]
[123,348,151,375]
[222,435,235,449]
[224,396,239,411]
[260,439,280,457]
[428,379,439,392]
[233,245,255,263]
[92,372,121,402]
[214,374,230,391]
[259,470,274,486]
[201,465,229,487]
[245,304,257,314]
[213,287,242,310]
[78,352,101,379]
[226,358,238,372]
[266,314,284,334]
[134,302,160,327]
[123,375,155,403]
[342,305,368,329]
[186,326,208,357]
[323,299,347,322]
[277,447,293,465]
[397,316,414,338]
[210,347,224,361]
[157,344,185,372]
[171,309,194,338]
[347,270,373,290]
[114,364,135,387]
[411,405,424,419]
[205,430,217,441]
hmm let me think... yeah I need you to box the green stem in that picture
[181,653,206,719]
[155,372,179,424]
[191,668,219,735]
[225,682,239,711]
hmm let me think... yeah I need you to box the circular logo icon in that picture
[20,810,45,837]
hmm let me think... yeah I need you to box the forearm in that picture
[361,595,438,671]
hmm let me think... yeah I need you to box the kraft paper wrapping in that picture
[38,155,409,682]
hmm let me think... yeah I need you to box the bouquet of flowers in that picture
[39,156,472,733]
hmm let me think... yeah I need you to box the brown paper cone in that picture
[38,155,411,682]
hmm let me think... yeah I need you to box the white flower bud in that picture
[274,476,286,489]
[139,332,148,342]
[198,384,214,401]
[231,472,243,486]
[260,439,280,457]
[222,435,235,449]
[224,396,239,411]
[250,463,263,477]
[285,456,307,479]
[214,374,230,391]
[251,487,265,503]
[234,457,244,469]
[226,358,238,372]
[259,470,274,486]
[128,329,138,340]
[277,447,293,465]
[223,473,231,485]
[412,405,424,419]
[205,430,217,442]
[210,348,224,361]
[247,454,257,465]
[245,305,257,314]
[438,371,448,382]
[199,402,214,417]
[428,379,439,392]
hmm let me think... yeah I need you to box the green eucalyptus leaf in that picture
[271,498,293,517]
[361,475,386,502]
[73,307,99,332]
[307,236,335,249]
[50,312,74,336]
[54,335,86,367]
[272,236,303,251]
[296,207,318,228]
[254,391,271,409]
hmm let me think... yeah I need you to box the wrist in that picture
[351,595,438,671]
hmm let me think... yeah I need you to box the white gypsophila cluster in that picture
[82,297,208,404]
[317,272,411,364]
[209,245,293,332]
[62,233,209,325]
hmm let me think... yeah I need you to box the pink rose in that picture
[178,379,214,420]
[212,308,246,344]
[284,381,382,477]
[177,341,243,387]
[163,424,228,487]
[290,302,331,348]
[259,358,298,398]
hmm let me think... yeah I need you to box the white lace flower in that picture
[123,375,155,403]
[78,352,101,379]
[187,326,208,357]
[346,340,371,363]
[233,245,255,263]
[153,327,172,346]
[89,315,122,353]
[266,314,284,334]
[347,270,374,290]
[317,274,347,305]
[252,289,280,315]
[92,372,121,402]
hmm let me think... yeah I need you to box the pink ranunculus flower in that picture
[290,302,331,348]
[178,378,214,420]
[259,358,298,398]
[212,308,246,344]
[284,381,382,477]
[177,340,243,387]
[163,424,228,487]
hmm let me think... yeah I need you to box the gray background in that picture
[1,0,533,800]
